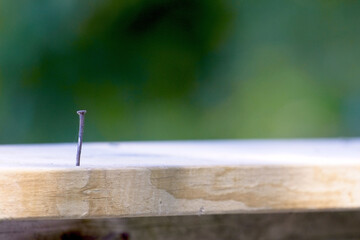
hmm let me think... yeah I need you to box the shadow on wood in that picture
[1,211,360,240]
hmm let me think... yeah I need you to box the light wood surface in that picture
[0,139,360,219]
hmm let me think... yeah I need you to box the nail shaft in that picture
[76,110,86,166]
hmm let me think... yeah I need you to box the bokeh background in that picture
[0,0,359,144]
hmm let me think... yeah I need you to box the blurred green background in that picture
[0,0,359,143]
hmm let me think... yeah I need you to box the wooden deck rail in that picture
[0,139,359,220]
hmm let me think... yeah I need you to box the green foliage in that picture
[0,0,359,143]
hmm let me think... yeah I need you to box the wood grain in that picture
[0,139,360,219]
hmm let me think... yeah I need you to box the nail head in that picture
[77,110,87,115]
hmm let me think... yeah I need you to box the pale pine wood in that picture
[0,139,360,220]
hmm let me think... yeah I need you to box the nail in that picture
[76,110,87,166]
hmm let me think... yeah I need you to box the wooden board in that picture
[0,139,360,219]
[2,211,360,240]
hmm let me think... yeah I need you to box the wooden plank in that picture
[2,212,360,240]
[0,139,360,219]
